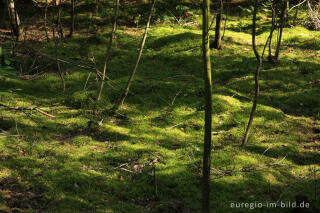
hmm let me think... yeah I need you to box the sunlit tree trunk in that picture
[116,0,156,109]
[241,0,262,147]
[96,0,120,101]
[202,0,212,212]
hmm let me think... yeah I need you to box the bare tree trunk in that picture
[268,0,278,62]
[221,0,229,41]
[53,28,66,93]
[116,0,156,109]
[241,0,262,147]
[7,0,21,41]
[293,7,298,25]
[96,0,120,101]
[211,0,223,49]
[68,0,75,37]
[95,0,99,15]
[202,0,212,212]
[51,5,65,92]
[44,0,50,42]
[274,0,287,61]
[0,46,4,65]
[56,0,64,39]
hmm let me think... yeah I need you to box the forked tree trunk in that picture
[202,0,212,212]
[115,0,156,109]
[241,0,262,147]
[96,0,120,101]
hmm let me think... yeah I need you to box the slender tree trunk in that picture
[0,46,4,65]
[241,0,262,147]
[7,0,21,41]
[202,0,212,212]
[52,27,66,93]
[268,0,277,62]
[293,7,298,25]
[95,0,99,15]
[44,0,50,42]
[212,0,223,49]
[68,0,75,37]
[274,0,287,61]
[96,0,120,101]
[56,0,64,39]
[116,0,156,109]
[221,0,229,41]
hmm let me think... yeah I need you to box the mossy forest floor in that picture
[1,4,320,213]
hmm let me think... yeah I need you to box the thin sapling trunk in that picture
[202,0,213,212]
[68,0,75,37]
[241,0,263,147]
[274,0,287,61]
[116,0,156,109]
[211,0,223,49]
[96,0,120,101]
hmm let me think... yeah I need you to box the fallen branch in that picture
[0,135,20,138]
[35,108,55,119]
[16,44,97,71]
[0,103,55,119]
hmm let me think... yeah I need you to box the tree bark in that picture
[68,0,75,38]
[116,0,156,109]
[202,0,212,212]
[293,7,298,25]
[274,0,287,61]
[211,0,223,49]
[7,0,21,41]
[241,0,262,147]
[96,0,120,101]
[44,0,50,42]
[268,0,278,62]
[56,0,64,39]
[95,0,99,15]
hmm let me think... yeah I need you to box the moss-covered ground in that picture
[0,2,320,212]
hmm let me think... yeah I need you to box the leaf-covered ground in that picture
[1,4,320,212]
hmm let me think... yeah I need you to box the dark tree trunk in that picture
[274,0,287,61]
[202,0,212,212]
[68,0,75,37]
[56,0,64,39]
[44,0,50,42]
[293,7,298,25]
[211,0,223,49]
